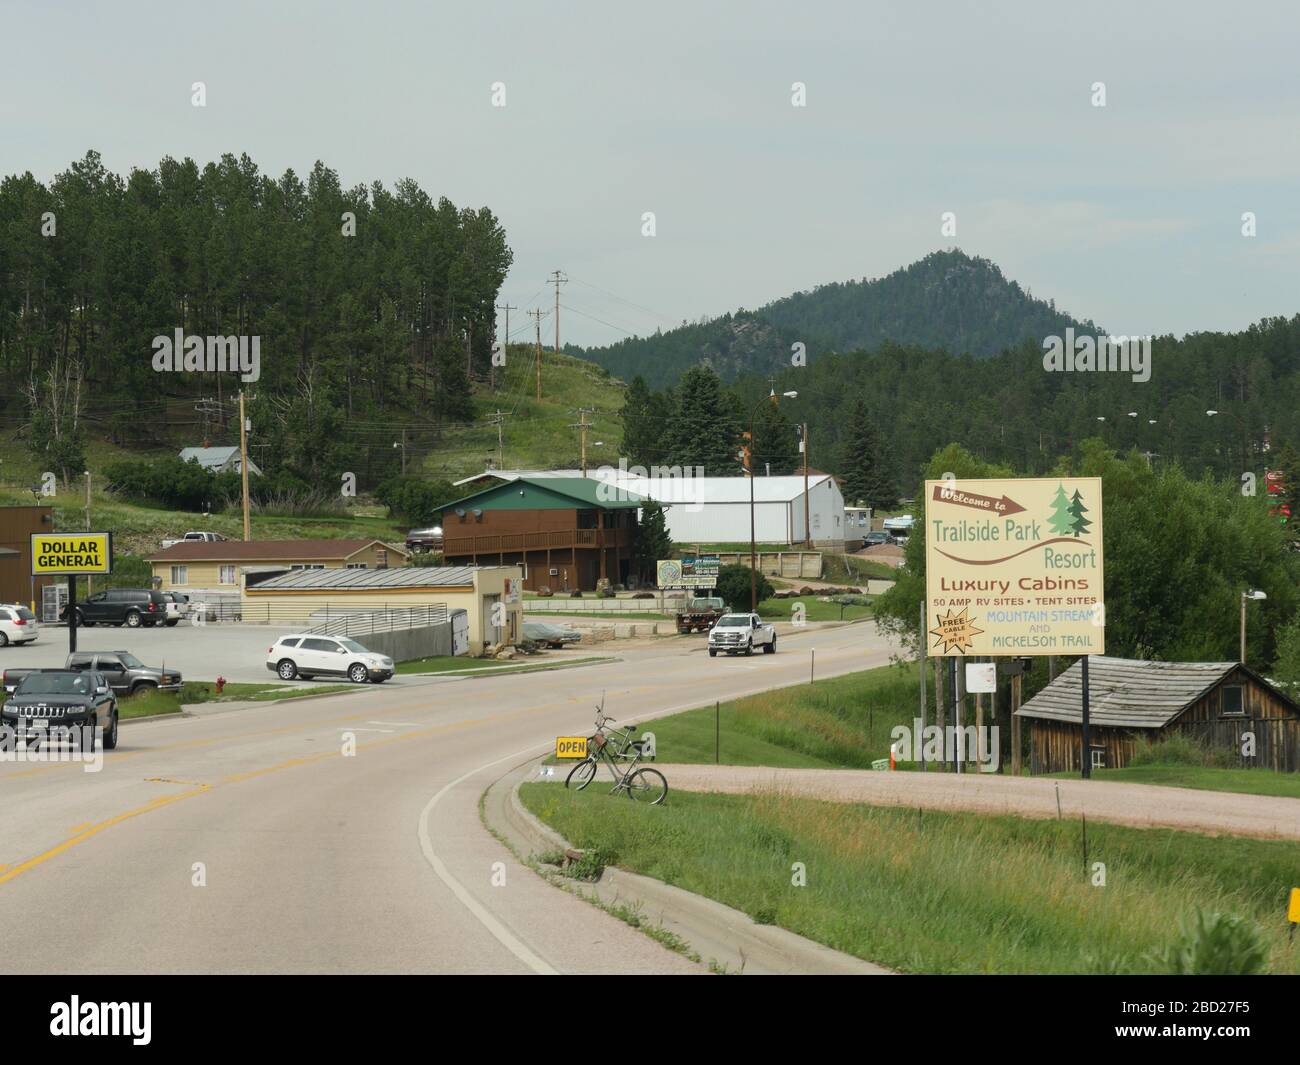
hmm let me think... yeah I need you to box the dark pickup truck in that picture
[1,669,119,749]
[675,596,726,634]
[2,651,181,697]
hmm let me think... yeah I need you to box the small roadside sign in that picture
[555,736,588,759]
[1288,887,1300,923]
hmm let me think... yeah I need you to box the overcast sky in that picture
[5,0,1298,348]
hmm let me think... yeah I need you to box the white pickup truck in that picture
[161,530,228,549]
[707,612,777,657]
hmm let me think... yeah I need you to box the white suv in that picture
[266,634,394,684]
[0,604,39,647]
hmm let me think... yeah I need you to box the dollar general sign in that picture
[31,532,113,576]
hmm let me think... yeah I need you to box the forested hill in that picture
[568,249,1098,389]
[0,150,511,488]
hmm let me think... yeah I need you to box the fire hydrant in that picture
[215,675,226,695]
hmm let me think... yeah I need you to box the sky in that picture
[4,0,1298,348]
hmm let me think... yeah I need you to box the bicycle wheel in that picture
[626,768,668,805]
[565,758,598,791]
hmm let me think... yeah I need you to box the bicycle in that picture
[564,705,668,805]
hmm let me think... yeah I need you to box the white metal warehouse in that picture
[452,469,847,547]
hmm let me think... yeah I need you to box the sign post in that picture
[925,478,1104,778]
[31,532,113,655]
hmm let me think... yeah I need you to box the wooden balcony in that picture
[442,528,632,556]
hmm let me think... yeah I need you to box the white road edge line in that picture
[418,741,561,976]
[417,638,899,976]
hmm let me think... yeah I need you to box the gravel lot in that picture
[655,764,1300,840]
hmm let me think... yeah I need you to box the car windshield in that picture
[716,616,748,627]
[17,673,94,696]
[117,652,145,669]
[338,639,371,654]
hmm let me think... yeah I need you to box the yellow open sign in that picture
[31,532,113,576]
[555,736,588,759]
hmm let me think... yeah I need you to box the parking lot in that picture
[0,621,337,685]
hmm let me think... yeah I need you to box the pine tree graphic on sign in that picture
[1048,484,1073,536]
[1068,489,1092,538]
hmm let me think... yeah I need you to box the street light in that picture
[747,389,798,610]
[1241,589,1267,662]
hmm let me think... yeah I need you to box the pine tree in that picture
[1068,488,1092,538]
[1048,484,1073,536]
[660,365,740,474]
[840,399,898,511]
[633,501,674,583]
[751,398,800,475]
[619,375,664,468]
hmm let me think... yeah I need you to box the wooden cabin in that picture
[1015,656,1300,774]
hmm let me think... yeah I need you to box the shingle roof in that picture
[1015,656,1252,729]
[146,539,406,562]
[245,566,480,591]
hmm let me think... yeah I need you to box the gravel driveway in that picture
[654,764,1300,840]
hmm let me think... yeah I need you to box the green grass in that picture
[396,656,523,675]
[629,662,922,768]
[756,598,872,622]
[1050,764,1300,799]
[815,553,897,584]
[114,679,353,717]
[520,785,1300,974]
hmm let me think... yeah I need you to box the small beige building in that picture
[240,565,524,654]
[147,539,408,592]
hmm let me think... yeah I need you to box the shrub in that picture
[1150,910,1268,975]
[716,563,774,612]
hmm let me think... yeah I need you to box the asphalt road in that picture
[0,620,898,974]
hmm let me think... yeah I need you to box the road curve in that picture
[0,621,897,974]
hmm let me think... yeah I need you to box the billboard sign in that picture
[657,555,720,589]
[924,478,1104,657]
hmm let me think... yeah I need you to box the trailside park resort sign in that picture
[924,477,1104,656]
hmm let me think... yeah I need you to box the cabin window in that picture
[1221,685,1244,716]
[1090,747,1106,770]
[170,565,188,585]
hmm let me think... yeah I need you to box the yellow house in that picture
[239,564,523,654]
[146,539,409,592]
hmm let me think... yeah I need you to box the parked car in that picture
[863,531,893,547]
[405,526,444,552]
[161,530,227,548]
[3,652,182,697]
[160,591,189,626]
[675,596,726,634]
[0,604,40,646]
[61,588,169,628]
[266,634,394,684]
[1,669,118,750]
[523,620,581,648]
[707,612,777,657]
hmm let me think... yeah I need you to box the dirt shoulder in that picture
[653,764,1300,840]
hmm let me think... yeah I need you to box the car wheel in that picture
[708,648,717,657]
[764,638,776,654]
[744,643,754,656]
[0,633,7,647]
[130,681,157,696]
[103,711,119,751]
[277,659,298,680]
[348,663,369,684]
[124,611,142,628]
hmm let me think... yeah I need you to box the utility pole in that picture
[485,410,507,469]
[239,391,251,541]
[801,423,811,547]
[528,308,545,400]
[494,302,516,391]
[569,407,595,475]
[550,270,567,352]
[84,470,93,596]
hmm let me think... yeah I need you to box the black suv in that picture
[62,589,169,628]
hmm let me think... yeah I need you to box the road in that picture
[0,620,897,974]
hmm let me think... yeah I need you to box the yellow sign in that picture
[31,532,113,576]
[1288,887,1300,923]
[924,477,1104,657]
[555,736,588,759]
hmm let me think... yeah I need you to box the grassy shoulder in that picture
[620,662,919,769]
[1049,764,1300,799]
[116,679,352,717]
[757,598,872,622]
[520,784,1300,974]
